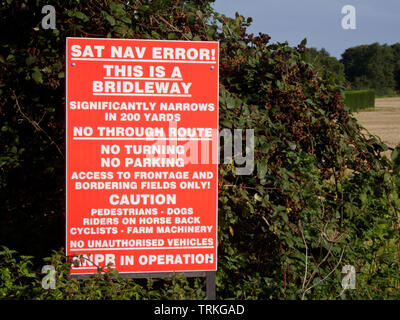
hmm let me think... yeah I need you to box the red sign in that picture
[65,38,219,275]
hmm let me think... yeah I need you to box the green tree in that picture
[391,43,400,92]
[304,47,346,86]
[341,43,396,95]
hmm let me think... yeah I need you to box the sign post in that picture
[65,38,219,298]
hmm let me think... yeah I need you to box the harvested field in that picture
[353,97,400,149]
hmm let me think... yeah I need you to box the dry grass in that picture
[354,97,400,149]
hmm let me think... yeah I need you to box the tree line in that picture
[306,43,400,96]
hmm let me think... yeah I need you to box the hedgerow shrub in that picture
[344,90,375,112]
[0,0,399,299]
[0,246,206,300]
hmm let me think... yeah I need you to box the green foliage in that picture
[0,246,37,299]
[0,0,399,300]
[341,43,398,96]
[344,90,375,112]
[391,43,400,93]
[0,247,206,300]
[304,47,346,86]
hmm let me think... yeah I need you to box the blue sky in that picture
[212,0,400,58]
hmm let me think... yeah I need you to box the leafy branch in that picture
[11,90,64,159]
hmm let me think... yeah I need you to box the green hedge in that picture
[344,89,375,112]
[1,0,400,300]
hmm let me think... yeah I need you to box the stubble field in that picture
[354,97,400,149]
